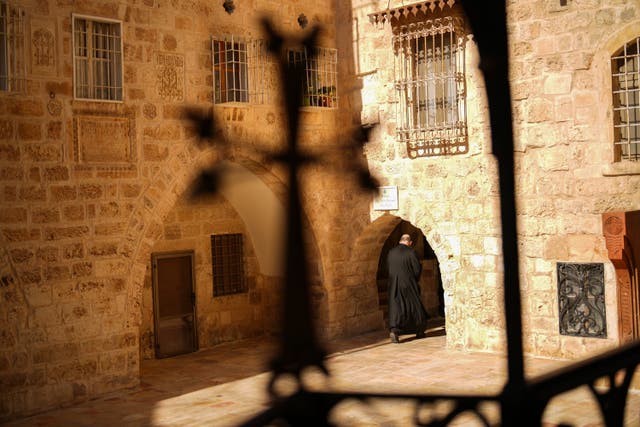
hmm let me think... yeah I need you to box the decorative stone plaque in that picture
[30,18,57,76]
[155,52,185,101]
[557,262,606,338]
[73,115,135,164]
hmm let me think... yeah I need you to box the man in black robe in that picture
[387,234,429,343]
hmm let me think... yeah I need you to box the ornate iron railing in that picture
[186,2,640,425]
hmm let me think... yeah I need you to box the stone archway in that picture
[121,147,327,354]
[347,213,457,339]
[375,220,444,323]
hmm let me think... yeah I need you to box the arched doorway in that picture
[136,158,327,358]
[376,220,445,326]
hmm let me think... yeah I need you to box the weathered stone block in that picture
[62,243,84,259]
[44,166,69,181]
[95,223,126,236]
[62,205,85,221]
[36,246,58,262]
[61,304,90,323]
[71,262,93,278]
[88,242,118,257]
[10,248,34,264]
[17,122,42,140]
[8,100,45,117]
[45,265,71,280]
[46,121,63,140]
[0,120,14,140]
[23,144,61,162]
[32,343,80,364]
[44,226,90,240]
[0,167,23,180]
[32,207,60,223]
[543,74,572,95]
[2,228,41,242]
[0,207,28,223]
[19,186,46,202]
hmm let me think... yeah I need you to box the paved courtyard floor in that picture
[6,321,640,426]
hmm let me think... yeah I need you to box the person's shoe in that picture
[390,331,400,343]
[415,331,426,339]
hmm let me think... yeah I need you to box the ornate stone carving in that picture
[557,262,606,338]
[155,52,184,101]
[30,19,57,76]
[47,99,62,116]
[603,211,640,343]
[73,115,136,164]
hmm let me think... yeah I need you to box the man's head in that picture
[399,234,412,246]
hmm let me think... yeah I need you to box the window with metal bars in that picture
[212,37,271,104]
[612,37,640,162]
[288,46,338,108]
[393,17,467,158]
[0,2,26,92]
[72,15,123,101]
[211,233,246,297]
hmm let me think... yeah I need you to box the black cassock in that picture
[387,244,429,334]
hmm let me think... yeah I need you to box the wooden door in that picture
[152,251,197,358]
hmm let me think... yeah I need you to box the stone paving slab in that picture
[5,325,640,426]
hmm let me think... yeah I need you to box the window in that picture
[213,36,248,103]
[212,36,271,104]
[288,46,338,108]
[211,233,246,296]
[612,37,640,162]
[393,17,467,158]
[0,2,26,92]
[72,15,123,101]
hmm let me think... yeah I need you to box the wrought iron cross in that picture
[187,18,378,421]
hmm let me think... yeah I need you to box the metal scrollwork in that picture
[557,263,606,338]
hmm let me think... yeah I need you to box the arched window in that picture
[612,37,640,162]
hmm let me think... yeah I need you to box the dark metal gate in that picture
[185,2,640,425]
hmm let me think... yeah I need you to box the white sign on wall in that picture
[373,186,399,211]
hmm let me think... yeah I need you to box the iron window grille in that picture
[612,36,640,162]
[288,46,338,108]
[211,233,246,297]
[0,1,26,93]
[212,36,271,104]
[393,16,467,158]
[72,15,123,101]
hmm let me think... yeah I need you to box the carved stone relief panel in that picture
[155,52,184,101]
[557,262,606,338]
[73,114,136,164]
[30,18,57,76]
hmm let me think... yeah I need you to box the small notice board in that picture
[373,186,398,211]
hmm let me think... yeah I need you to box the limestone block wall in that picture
[508,0,640,358]
[0,0,382,421]
[347,0,640,359]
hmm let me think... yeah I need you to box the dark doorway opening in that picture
[152,251,198,358]
[376,220,445,326]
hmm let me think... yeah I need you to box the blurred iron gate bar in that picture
[181,1,640,424]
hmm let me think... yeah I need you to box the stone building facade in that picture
[1,0,640,421]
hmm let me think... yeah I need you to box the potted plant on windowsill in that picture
[317,85,336,108]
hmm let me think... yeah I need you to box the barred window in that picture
[212,37,271,104]
[73,15,123,101]
[612,37,640,162]
[211,233,246,297]
[0,2,26,92]
[288,47,338,108]
[394,17,467,158]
